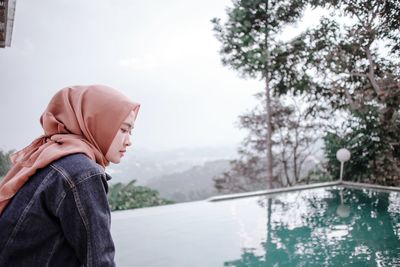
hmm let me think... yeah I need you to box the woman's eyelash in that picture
[121,128,132,134]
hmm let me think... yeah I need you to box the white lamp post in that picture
[336,148,351,182]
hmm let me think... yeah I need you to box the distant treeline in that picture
[108,180,174,211]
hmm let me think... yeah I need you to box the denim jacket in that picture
[0,153,115,267]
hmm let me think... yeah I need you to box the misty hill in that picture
[106,146,236,185]
[106,145,325,204]
[145,159,231,202]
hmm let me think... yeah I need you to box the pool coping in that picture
[207,181,400,202]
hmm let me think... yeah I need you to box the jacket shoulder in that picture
[50,153,106,186]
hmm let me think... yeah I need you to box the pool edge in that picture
[207,181,400,202]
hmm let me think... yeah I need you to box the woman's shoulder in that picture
[49,153,106,185]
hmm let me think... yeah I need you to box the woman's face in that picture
[105,110,136,164]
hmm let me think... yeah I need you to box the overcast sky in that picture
[0,0,323,154]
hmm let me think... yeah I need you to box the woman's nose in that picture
[125,136,132,147]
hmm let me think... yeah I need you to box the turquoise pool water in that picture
[111,186,400,266]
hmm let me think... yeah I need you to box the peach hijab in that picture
[0,85,140,215]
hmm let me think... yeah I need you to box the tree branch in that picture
[349,72,367,78]
[365,47,383,96]
[331,82,359,110]
[343,85,358,110]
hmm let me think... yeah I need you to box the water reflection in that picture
[336,188,351,218]
[224,188,400,266]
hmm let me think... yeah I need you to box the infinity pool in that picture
[111,185,400,266]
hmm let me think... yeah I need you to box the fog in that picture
[0,0,263,154]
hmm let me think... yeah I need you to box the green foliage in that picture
[107,180,174,211]
[214,95,323,193]
[303,0,400,185]
[212,0,323,193]
[300,0,400,107]
[311,0,400,56]
[0,149,13,179]
[213,0,400,190]
[324,106,400,185]
[211,0,316,95]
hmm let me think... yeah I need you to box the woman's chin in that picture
[107,157,122,164]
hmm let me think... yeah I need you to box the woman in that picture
[0,85,140,266]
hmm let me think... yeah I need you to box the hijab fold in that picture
[0,85,140,215]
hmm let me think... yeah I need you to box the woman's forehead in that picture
[123,110,136,125]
